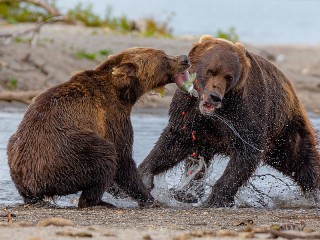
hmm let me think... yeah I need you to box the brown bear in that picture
[7,47,190,208]
[138,36,320,207]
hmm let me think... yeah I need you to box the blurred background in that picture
[56,0,320,44]
[2,0,320,43]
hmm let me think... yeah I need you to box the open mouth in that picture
[200,101,215,114]
[174,71,187,86]
[152,65,190,97]
[175,61,191,80]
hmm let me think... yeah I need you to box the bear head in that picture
[188,35,251,115]
[96,48,190,103]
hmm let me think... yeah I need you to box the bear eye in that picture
[207,70,216,77]
[225,75,233,81]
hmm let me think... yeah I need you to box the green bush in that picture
[67,3,102,27]
[216,27,239,42]
[0,0,55,23]
[0,1,173,37]
[143,18,172,37]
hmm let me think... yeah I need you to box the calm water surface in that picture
[57,0,320,44]
[0,111,319,208]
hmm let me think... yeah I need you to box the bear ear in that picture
[235,42,247,54]
[95,53,121,72]
[199,35,214,43]
[112,63,136,78]
[111,63,137,88]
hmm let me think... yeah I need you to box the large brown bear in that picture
[139,36,320,207]
[7,47,190,208]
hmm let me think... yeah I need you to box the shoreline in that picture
[1,24,320,114]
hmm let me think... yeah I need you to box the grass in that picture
[14,37,32,43]
[98,49,112,56]
[73,48,113,60]
[74,50,97,60]
[6,77,18,90]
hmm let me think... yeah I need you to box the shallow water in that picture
[0,110,319,208]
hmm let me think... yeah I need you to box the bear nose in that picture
[178,55,190,66]
[210,93,222,103]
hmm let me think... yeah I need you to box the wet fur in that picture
[139,37,320,207]
[7,48,188,208]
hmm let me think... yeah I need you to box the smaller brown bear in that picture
[139,36,320,207]
[7,47,190,208]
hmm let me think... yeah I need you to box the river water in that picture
[56,0,320,44]
[0,110,319,208]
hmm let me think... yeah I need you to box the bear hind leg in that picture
[78,186,115,208]
[266,119,320,192]
[61,132,118,208]
[20,188,44,205]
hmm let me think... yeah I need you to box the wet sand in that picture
[1,205,320,239]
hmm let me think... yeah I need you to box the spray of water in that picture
[208,111,264,153]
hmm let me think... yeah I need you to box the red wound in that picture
[192,131,196,141]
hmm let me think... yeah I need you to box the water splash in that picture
[152,156,320,209]
[208,112,264,153]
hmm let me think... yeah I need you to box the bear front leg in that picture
[115,156,154,207]
[138,125,192,190]
[204,151,261,207]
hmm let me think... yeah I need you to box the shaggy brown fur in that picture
[7,47,190,208]
[139,36,320,207]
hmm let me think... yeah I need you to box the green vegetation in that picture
[98,49,112,56]
[14,36,31,43]
[0,1,55,23]
[6,77,18,90]
[73,48,113,61]
[1,1,240,40]
[216,27,239,42]
[67,3,102,27]
[143,17,172,38]
[0,1,173,37]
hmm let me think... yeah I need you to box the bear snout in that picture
[210,92,223,104]
[178,55,190,67]
[201,91,223,107]
[199,92,223,114]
